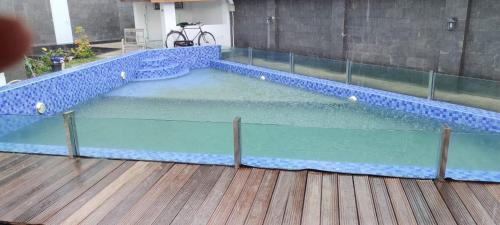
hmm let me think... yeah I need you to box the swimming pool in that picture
[0,46,498,182]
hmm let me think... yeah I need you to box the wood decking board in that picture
[321,174,339,225]
[353,176,378,225]
[338,175,358,225]
[451,182,496,225]
[369,177,397,225]
[0,153,497,225]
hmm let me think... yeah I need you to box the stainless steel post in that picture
[233,117,241,169]
[345,60,352,84]
[437,124,451,180]
[289,52,295,73]
[248,47,253,65]
[427,70,436,100]
[63,111,80,158]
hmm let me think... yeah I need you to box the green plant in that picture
[70,26,94,58]
[25,57,51,76]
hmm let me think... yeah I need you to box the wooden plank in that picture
[59,161,150,225]
[169,166,227,225]
[282,171,307,225]
[262,171,294,225]
[190,167,236,225]
[152,166,225,225]
[321,174,339,225]
[118,164,199,225]
[0,156,66,203]
[400,179,437,225]
[0,154,30,172]
[0,155,62,189]
[416,180,457,225]
[485,184,500,202]
[353,176,378,225]
[207,168,252,225]
[369,177,397,225]
[25,159,124,224]
[434,181,476,225]
[0,155,42,181]
[79,162,168,225]
[451,182,496,225]
[225,168,265,225]
[301,171,322,225]
[243,170,279,225]
[385,178,418,225]
[468,183,500,224]
[97,163,172,225]
[43,161,135,225]
[338,175,358,225]
[2,158,100,221]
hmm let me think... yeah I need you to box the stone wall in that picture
[234,0,500,80]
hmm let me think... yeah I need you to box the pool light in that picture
[121,71,127,80]
[260,75,266,80]
[348,96,358,102]
[35,102,46,114]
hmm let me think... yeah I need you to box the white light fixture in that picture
[121,71,127,80]
[260,75,266,80]
[348,96,358,102]
[36,102,46,114]
[447,17,458,31]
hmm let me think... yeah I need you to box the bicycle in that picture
[165,22,216,48]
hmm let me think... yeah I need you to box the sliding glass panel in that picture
[221,47,249,64]
[241,122,441,177]
[434,73,500,112]
[447,131,500,174]
[294,54,346,82]
[351,62,429,98]
[252,49,290,72]
[0,115,67,155]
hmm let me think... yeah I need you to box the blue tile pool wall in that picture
[210,60,500,132]
[0,46,220,116]
[0,143,498,182]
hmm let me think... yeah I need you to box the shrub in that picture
[70,26,94,58]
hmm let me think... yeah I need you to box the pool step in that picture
[133,63,189,81]
[140,57,171,68]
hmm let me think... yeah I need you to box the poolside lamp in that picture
[36,102,46,114]
[447,17,458,31]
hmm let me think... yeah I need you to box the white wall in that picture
[0,73,6,87]
[132,0,231,48]
[175,0,231,47]
[50,0,73,44]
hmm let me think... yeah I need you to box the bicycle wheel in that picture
[165,31,186,48]
[198,31,216,46]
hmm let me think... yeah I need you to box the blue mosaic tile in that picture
[211,60,500,133]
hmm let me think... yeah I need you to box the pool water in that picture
[0,69,498,173]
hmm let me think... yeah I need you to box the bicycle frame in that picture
[178,26,204,42]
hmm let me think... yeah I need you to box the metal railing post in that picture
[345,59,352,84]
[248,47,253,65]
[437,124,451,180]
[63,111,80,158]
[233,117,241,169]
[427,70,436,100]
[289,52,295,73]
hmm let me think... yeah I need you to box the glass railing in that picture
[351,62,429,98]
[221,48,500,112]
[447,131,500,174]
[240,122,442,177]
[0,115,67,155]
[434,73,500,111]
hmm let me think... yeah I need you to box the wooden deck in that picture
[0,153,498,225]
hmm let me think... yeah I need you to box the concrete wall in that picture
[0,0,56,46]
[234,0,500,80]
[67,0,134,42]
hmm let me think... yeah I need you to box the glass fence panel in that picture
[294,54,346,82]
[351,63,429,98]
[252,49,290,72]
[447,131,500,174]
[74,116,233,158]
[221,48,249,64]
[434,73,500,112]
[0,114,66,154]
[241,123,441,175]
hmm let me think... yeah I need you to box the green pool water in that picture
[0,68,498,172]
